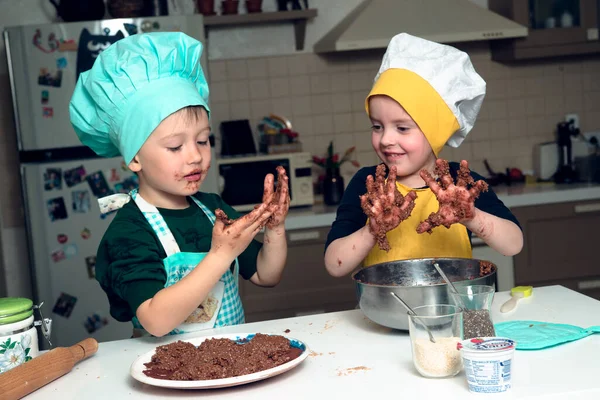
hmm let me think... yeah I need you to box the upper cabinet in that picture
[489,0,600,61]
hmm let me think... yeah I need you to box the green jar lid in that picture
[0,297,33,325]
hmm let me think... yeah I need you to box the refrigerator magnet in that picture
[42,107,54,118]
[50,248,66,263]
[64,165,86,187]
[56,57,67,69]
[123,23,138,36]
[46,197,68,222]
[38,68,62,88]
[85,256,96,279]
[57,234,68,244]
[32,29,59,53]
[107,168,121,183]
[64,244,78,259]
[43,168,62,190]
[41,90,49,105]
[116,175,139,194]
[52,293,77,318]
[81,228,91,240]
[83,312,109,334]
[72,190,91,213]
[75,28,125,83]
[58,39,77,52]
[86,171,112,198]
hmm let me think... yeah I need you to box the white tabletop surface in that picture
[22,285,600,399]
[284,183,600,230]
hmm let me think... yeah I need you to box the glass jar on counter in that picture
[449,285,496,339]
[408,304,464,378]
[0,298,52,374]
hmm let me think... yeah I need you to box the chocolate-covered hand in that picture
[265,166,290,230]
[213,202,276,260]
[417,159,488,234]
[360,164,418,252]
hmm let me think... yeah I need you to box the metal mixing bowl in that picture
[352,257,497,330]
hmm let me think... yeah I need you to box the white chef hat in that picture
[365,33,486,156]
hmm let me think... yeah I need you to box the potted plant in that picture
[196,0,216,15]
[245,0,262,13]
[312,141,359,205]
[221,0,239,14]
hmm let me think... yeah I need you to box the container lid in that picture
[458,337,516,352]
[0,297,34,325]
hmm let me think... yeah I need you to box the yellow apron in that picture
[363,182,472,267]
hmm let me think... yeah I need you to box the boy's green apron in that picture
[101,190,245,337]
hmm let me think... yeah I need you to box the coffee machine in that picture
[554,118,580,183]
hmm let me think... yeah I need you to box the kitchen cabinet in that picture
[238,226,357,322]
[203,9,317,51]
[472,238,515,292]
[489,0,600,61]
[511,199,600,300]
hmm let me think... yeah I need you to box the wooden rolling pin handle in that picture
[69,338,99,361]
[0,338,98,400]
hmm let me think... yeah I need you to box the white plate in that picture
[130,332,309,389]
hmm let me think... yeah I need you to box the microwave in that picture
[215,152,314,212]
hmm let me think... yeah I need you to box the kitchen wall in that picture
[205,45,600,183]
[0,0,599,298]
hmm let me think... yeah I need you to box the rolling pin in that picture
[0,338,98,400]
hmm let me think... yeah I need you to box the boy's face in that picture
[369,95,435,185]
[129,107,211,207]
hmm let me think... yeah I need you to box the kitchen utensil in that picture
[409,305,463,378]
[433,262,464,305]
[130,333,309,389]
[495,321,600,350]
[352,257,497,330]
[554,119,580,183]
[500,286,533,313]
[483,159,508,186]
[0,338,98,399]
[390,292,436,343]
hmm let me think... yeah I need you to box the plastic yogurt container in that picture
[458,337,516,394]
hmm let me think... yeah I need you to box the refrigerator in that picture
[4,14,216,348]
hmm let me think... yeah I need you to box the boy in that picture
[70,32,290,337]
[324,33,523,277]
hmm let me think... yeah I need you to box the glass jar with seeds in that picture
[449,285,496,339]
[408,304,464,378]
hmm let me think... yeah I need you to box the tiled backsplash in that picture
[1,44,600,229]
[208,43,600,184]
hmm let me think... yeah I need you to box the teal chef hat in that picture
[69,32,210,165]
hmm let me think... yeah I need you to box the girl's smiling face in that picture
[129,106,211,208]
[369,95,436,188]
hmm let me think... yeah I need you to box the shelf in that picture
[203,9,318,51]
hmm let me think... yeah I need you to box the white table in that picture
[24,285,600,399]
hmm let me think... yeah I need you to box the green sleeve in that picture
[96,213,167,321]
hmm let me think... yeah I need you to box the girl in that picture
[324,33,523,277]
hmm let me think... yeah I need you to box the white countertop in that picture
[285,183,600,231]
[24,285,600,399]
